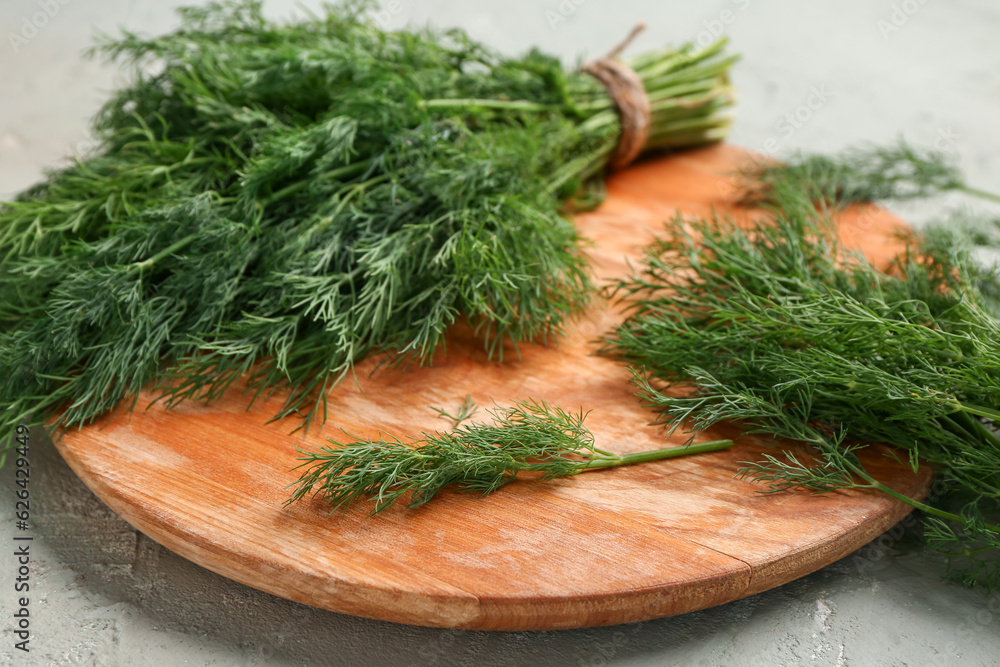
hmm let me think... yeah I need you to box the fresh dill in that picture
[0,0,737,445]
[602,156,1000,588]
[739,139,1000,207]
[288,398,733,514]
[430,394,479,427]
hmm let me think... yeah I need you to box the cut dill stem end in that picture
[286,398,734,514]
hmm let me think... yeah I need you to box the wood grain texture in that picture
[53,144,932,630]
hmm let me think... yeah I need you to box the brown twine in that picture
[581,22,651,171]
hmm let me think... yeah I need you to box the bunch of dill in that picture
[0,0,736,442]
[602,148,1000,588]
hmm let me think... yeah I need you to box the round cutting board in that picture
[54,144,931,631]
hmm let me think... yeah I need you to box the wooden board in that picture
[53,144,931,631]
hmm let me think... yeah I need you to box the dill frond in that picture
[739,139,1000,207]
[430,394,479,427]
[604,152,1000,588]
[288,399,733,513]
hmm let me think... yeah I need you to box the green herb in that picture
[738,140,1000,316]
[739,139,1000,206]
[430,394,479,427]
[288,398,733,514]
[602,161,1000,588]
[0,0,737,446]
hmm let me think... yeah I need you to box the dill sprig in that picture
[429,394,479,427]
[603,166,1000,588]
[0,0,737,444]
[288,398,733,514]
[739,139,1000,206]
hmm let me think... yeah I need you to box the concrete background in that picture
[2,0,1000,665]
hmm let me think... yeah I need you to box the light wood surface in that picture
[53,144,931,630]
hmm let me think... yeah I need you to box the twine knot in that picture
[582,23,651,171]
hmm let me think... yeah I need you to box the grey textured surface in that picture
[2,1,1000,665]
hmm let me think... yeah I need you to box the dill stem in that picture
[262,159,375,207]
[545,143,613,195]
[839,456,1000,534]
[964,545,997,556]
[941,414,981,444]
[130,232,199,271]
[959,402,1000,422]
[958,185,1000,204]
[953,410,1000,451]
[580,438,733,470]
[421,98,560,113]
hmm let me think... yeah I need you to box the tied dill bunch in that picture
[602,163,1000,588]
[0,0,738,446]
[288,398,733,514]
